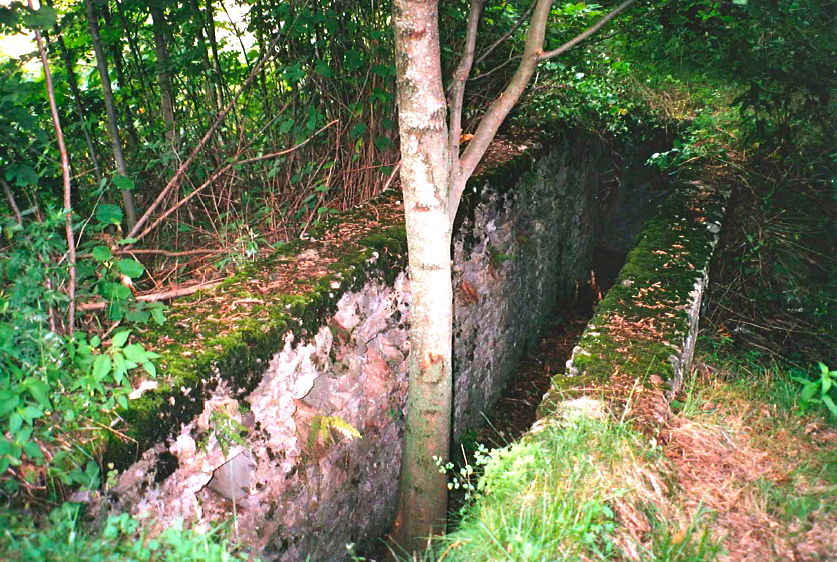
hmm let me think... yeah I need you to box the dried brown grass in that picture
[663,374,837,561]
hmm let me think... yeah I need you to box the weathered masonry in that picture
[108,128,693,561]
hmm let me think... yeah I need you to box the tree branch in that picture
[78,279,225,311]
[1,178,23,226]
[77,248,221,259]
[449,0,638,219]
[472,1,535,68]
[448,0,485,161]
[31,0,76,334]
[450,0,554,218]
[539,0,637,61]
[131,120,338,244]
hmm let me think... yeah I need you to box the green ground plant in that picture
[418,414,722,561]
[0,200,162,498]
[0,502,250,561]
[792,363,837,419]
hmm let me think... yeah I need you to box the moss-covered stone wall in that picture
[539,179,729,429]
[107,130,666,561]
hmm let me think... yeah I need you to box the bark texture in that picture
[391,0,455,552]
[390,0,638,551]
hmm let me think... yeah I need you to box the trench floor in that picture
[446,290,598,521]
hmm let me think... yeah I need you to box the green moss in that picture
[539,181,729,417]
[104,197,409,471]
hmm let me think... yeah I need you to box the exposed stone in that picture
[208,450,257,501]
[114,134,673,561]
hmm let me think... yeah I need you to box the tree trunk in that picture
[188,0,219,114]
[150,2,176,147]
[390,0,455,552]
[49,26,103,185]
[388,0,638,552]
[204,0,228,106]
[100,1,142,148]
[85,0,138,229]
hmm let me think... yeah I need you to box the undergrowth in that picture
[0,502,249,561]
[416,413,721,561]
[408,341,837,561]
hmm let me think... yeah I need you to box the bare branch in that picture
[539,0,637,61]
[473,1,535,68]
[77,248,221,259]
[30,0,76,334]
[449,0,486,161]
[132,120,338,244]
[126,28,287,240]
[1,178,23,226]
[78,279,225,311]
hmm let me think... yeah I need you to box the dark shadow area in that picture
[444,245,626,526]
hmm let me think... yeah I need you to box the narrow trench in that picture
[446,246,626,523]
[364,248,627,559]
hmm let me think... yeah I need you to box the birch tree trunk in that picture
[390,0,637,551]
[391,0,454,550]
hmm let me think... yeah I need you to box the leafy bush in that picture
[0,205,161,497]
[0,503,250,561]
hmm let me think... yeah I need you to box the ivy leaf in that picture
[92,246,113,262]
[150,306,166,325]
[801,381,819,402]
[21,5,57,30]
[122,344,147,364]
[9,412,23,434]
[112,284,132,300]
[23,441,43,460]
[0,7,20,32]
[822,394,837,418]
[25,380,50,410]
[92,354,112,380]
[21,406,43,424]
[112,353,127,384]
[350,123,368,139]
[8,163,39,187]
[314,60,334,78]
[96,204,123,226]
[344,49,364,71]
[374,136,394,151]
[117,259,144,279]
[279,118,295,134]
[0,393,20,417]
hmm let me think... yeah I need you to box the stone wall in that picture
[540,179,730,429]
[110,133,657,560]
